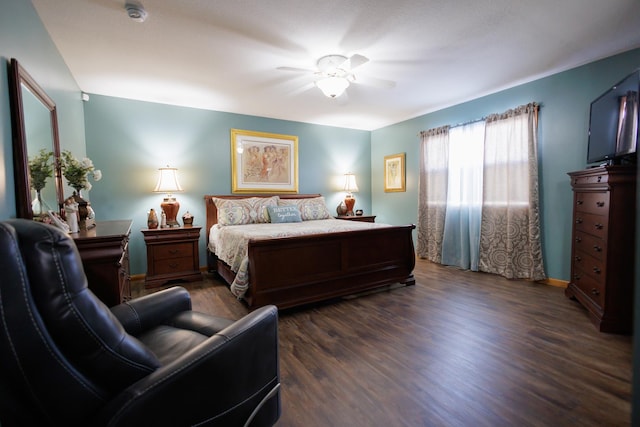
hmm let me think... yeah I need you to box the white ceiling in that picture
[32,0,640,131]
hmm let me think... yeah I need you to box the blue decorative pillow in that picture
[278,197,332,221]
[267,205,302,223]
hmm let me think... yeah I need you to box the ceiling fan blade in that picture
[354,75,396,89]
[290,81,316,96]
[345,54,369,70]
[277,66,315,73]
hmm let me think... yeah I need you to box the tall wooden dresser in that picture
[565,165,636,333]
[72,220,132,307]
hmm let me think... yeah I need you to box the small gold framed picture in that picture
[384,153,405,192]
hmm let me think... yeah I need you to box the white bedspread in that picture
[208,218,391,298]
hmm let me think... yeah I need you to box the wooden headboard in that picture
[203,194,322,244]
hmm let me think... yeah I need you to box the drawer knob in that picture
[574,256,581,262]
[575,237,582,243]
[573,274,581,281]
[592,267,601,274]
[169,262,178,268]
[169,249,180,254]
[591,288,600,296]
[575,218,583,224]
[593,245,602,252]
[594,223,603,230]
[596,201,605,207]
[576,200,584,205]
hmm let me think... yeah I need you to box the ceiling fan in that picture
[277,54,396,98]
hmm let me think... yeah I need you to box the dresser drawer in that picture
[154,242,194,260]
[572,267,605,309]
[575,191,609,215]
[574,212,607,238]
[572,249,607,283]
[571,172,609,187]
[573,232,606,261]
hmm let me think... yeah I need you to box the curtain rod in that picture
[418,102,539,137]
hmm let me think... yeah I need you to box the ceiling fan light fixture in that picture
[315,76,349,98]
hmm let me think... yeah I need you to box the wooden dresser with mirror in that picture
[8,58,131,307]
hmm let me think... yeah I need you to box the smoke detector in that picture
[125,2,147,22]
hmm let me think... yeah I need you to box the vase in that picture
[32,189,44,216]
[336,201,348,216]
[147,209,159,229]
[182,211,194,226]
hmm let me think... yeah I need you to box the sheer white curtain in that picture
[416,126,449,263]
[417,103,546,281]
[441,121,485,270]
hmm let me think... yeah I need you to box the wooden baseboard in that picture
[538,277,568,288]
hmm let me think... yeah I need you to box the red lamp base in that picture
[161,197,180,227]
[344,196,356,216]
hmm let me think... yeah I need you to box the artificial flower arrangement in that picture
[60,150,102,193]
[28,148,54,191]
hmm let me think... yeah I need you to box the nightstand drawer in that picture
[154,242,194,260]
[153,256,194,275]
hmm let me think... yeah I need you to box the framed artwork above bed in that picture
[230,129,298,193]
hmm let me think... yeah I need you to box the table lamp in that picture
[153,165,183,227]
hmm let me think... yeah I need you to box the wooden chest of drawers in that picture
[72,220,132,307]
[142,226,202,288]
[565,166,636,333]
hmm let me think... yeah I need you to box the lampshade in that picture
[315,76,349,98]
[153,166,183,195]
[343,173,359,194]
[153,166,183,228]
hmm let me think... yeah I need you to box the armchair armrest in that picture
[97,305,281,427]
[110,286,192,335]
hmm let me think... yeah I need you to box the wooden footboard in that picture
[244,225,416,309]
[204,194,416,310]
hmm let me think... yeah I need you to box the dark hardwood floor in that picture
[134,259,633,426]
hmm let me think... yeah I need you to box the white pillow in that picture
[213,196,279,225]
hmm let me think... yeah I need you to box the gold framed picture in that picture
[230,129,299,193]
[384,153,405,192]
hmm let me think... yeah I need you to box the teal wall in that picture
[371,48,640,281]
[83,96,371,275]
[0,0,85,220]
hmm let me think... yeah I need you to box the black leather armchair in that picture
[0,219,280,426]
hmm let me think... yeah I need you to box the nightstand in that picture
[141,226,202,289]
[335,215,376,223]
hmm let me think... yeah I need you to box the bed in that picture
[204,194,416,310]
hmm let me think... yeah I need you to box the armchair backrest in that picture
[0,219,159,425]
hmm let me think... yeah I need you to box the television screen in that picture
[587,70,639,165]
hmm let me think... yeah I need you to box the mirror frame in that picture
[8,58,63,219]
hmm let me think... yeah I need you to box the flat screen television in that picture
[587,69,639,165]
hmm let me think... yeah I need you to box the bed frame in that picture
[204,194,416,310]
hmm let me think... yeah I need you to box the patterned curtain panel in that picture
[416,126,449,263]
[478,103,546,280]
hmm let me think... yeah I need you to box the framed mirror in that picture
[8,58,63,219]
